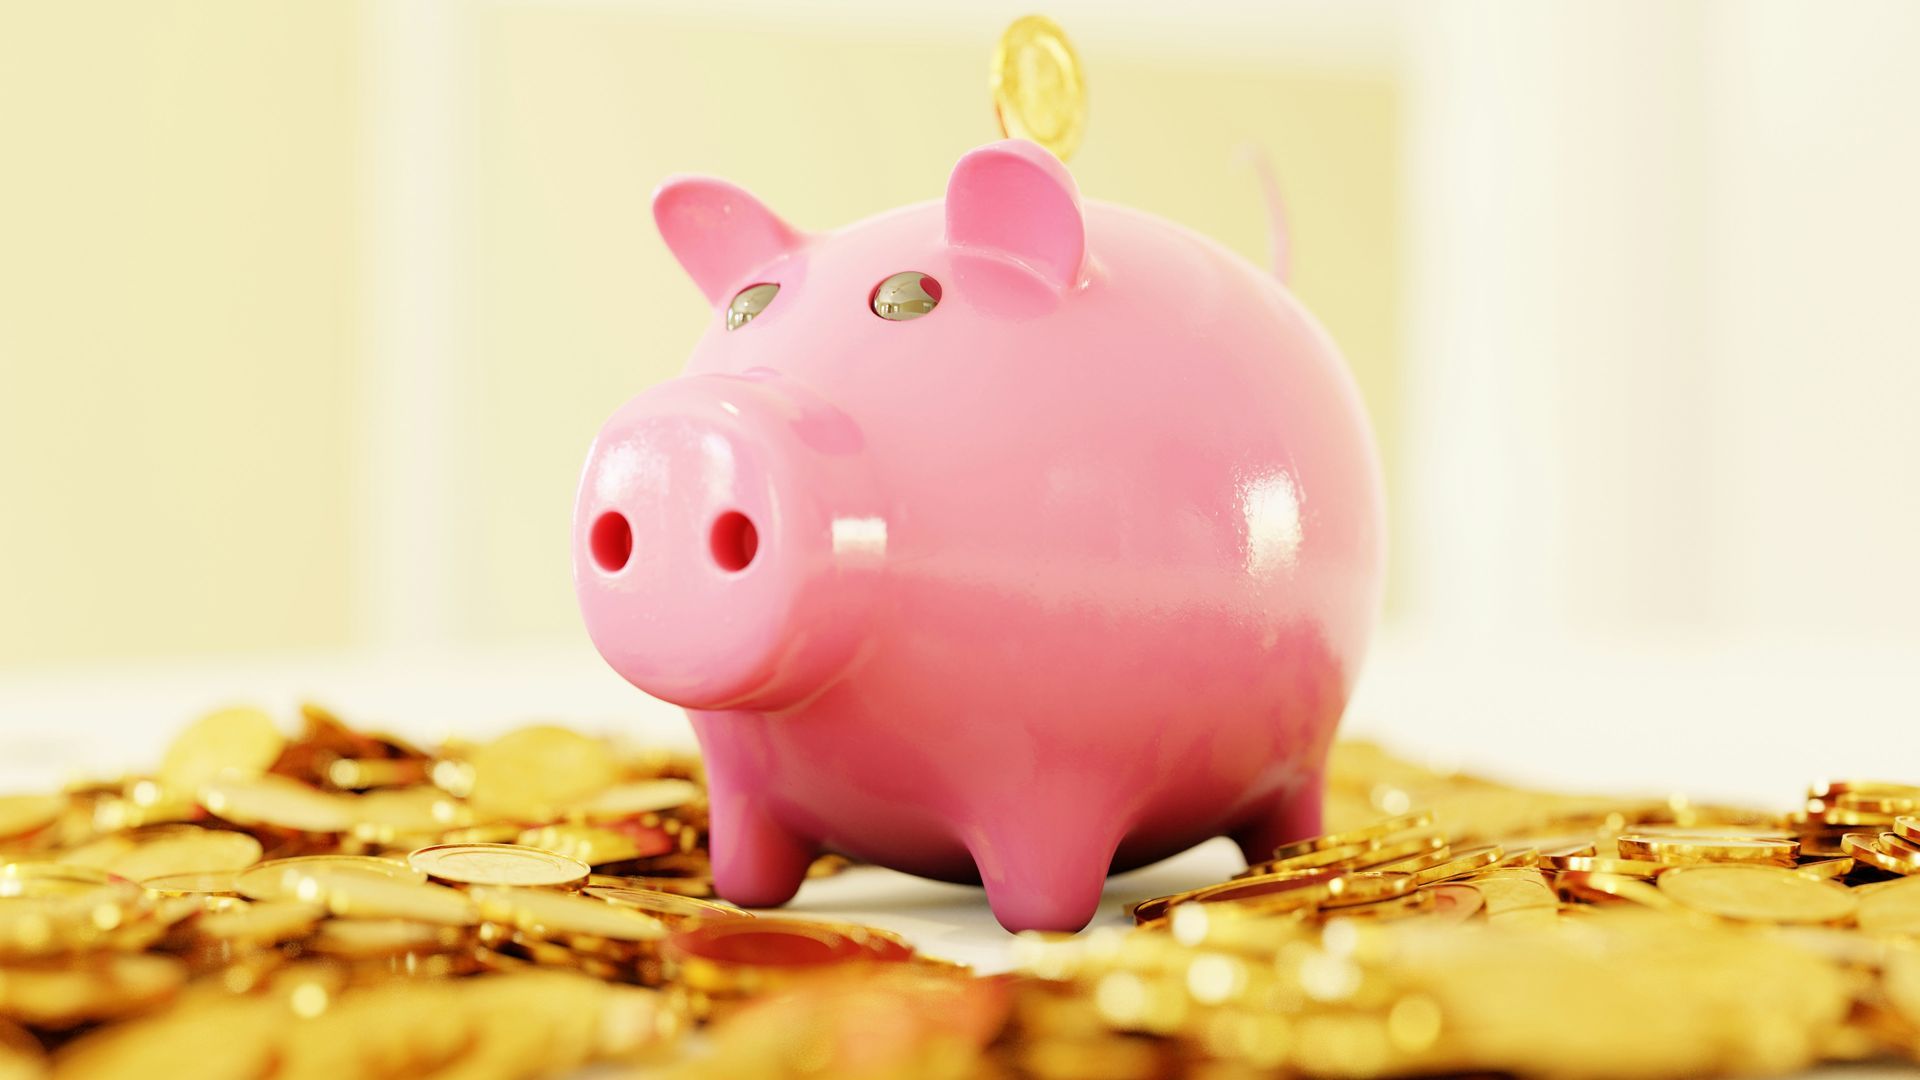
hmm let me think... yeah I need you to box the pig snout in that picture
[573,373,880,712]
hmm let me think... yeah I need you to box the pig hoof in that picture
[706,792,816,909]
[971,833,1116,933]
[983,887,1105,934]
[1230,773,1327,867]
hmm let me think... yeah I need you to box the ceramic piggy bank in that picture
[574,139,1384,932]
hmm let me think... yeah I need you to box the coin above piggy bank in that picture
[574,139,1384,932]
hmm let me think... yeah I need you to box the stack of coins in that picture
[0,703,913,1077]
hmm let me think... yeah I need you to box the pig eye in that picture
[726,283,780,330]
[870,272,942,321]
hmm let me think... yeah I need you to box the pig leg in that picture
[1230,771,1326,867]
[705,782,817,909]
[966,819,1121,934]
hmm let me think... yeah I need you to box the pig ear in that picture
[944,139,1086,290]
[653,176,804,304]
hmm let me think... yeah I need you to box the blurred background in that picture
[3,1,1917,796]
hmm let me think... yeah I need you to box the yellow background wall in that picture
[0,1,361,664]
[0,3,1401,664]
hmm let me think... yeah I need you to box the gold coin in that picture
[1322,887,1435,922]
[142,870,241,897]
[194,901,325,945]
[1544,855,1674,879]
[1269,811,1437,862]
[99,827,263,883]
[1558,870,1682,910]
[1856,875,1920,934]
[0,953,187,1027]
[279,866,478,926]
[346,786,470,843]
[53,995,283,1080]
[1406,844,1504,886]
[1468,875,1558,919]
[305,918,465,959]
[1239,840,1377,878]
[0,861,122,896]
[0,795,64,841]
[471,886,667,943]
[581,885,750,926]
[515,824,663,867]
[1370,845,1454,875]
[1423,883,1486,923]
[465,726,620,821]
[0,1018,41,1078]
[1185,868,1347,913]
[1242,832,1444,879]
[1895,814,1920,844]
[578,779,701,820]
[1317,871,1416,909]
[199,774,355,833]
[1656,864,1856,925]
[667,919,888,996]
[1791,858,1855,881]
[1833,786,1920,816]
[1616,832,1798,865]
[1844,832,1917,876]
[408,843,590,888]
[234,855,424,901]
[1881,830,1920,871]
[159,705,285,794]
[990,14,1087,162]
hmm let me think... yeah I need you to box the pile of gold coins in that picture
[0,704,890,1079]
[1,704,1918,1078]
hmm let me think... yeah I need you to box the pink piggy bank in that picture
[574,139,1383,932]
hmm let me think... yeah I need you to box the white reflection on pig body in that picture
[831,516,888,559]
[1240,472,1303,577]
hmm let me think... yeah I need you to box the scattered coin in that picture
[158,705,286,794]
[1657,863,1857,924]
[235,855,425,901]
[1855,875,1920,934]
[408,844,590,888]
[1,693,1916,1079]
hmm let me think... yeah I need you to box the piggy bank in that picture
[574,139,1383,932]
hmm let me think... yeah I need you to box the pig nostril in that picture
[590,511,633,573]
[709,511,759,573]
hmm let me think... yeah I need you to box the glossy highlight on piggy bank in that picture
[573,139,1384,932]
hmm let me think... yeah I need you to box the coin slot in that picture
[709,511,758,573]
[590,511,633,573]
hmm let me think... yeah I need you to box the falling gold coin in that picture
[408,843,590,888]
[990,15,1087,162]
[1657,864,1857,925]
